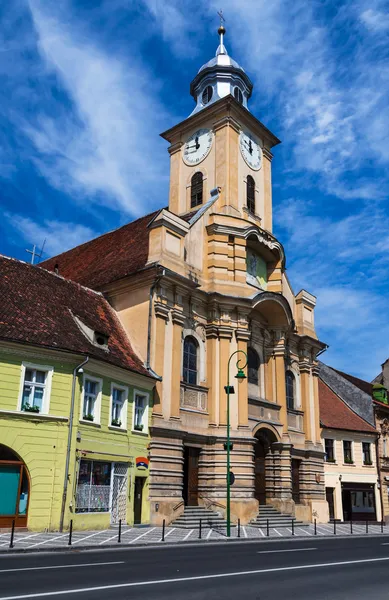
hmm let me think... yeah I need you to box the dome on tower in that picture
[189,24,253,116]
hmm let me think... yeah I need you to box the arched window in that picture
[191,172,203,208]
[183,336,198,385]
[234,87,243,104]
[248,347,260,385]
[247,175,255,214]
[286,371,295,410]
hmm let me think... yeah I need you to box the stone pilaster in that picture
[270,442,294,514]
[170,308,185,420]
[153,302,169,417]
[236,327,250,428]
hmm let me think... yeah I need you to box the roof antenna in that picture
[26,239,46,265]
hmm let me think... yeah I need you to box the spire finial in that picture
[216,9,227,56]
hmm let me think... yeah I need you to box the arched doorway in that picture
[0,445,30,528]
[254,429,278,505]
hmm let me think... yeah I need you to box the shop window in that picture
[362,442,372,465]
[75,460,112,513]
[343,440,353,464]
[286,371,295,410]
[324,439,335,462]
[133,391,149,432]
[248,347,260,385]
[183,336,199,385]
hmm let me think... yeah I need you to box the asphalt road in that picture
[1,536,389,599]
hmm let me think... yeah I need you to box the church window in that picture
[202,86,213,105]
[191,172,203,208]
[246,248,267,289]
[183,336,198,385]
[248,347,260,385]
[286,370,295,410]
[247,175,255,214]
[234,87,243,104]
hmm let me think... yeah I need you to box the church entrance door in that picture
[254,429,277,505]
[183,447,200,506]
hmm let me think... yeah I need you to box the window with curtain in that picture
[22,368,47,413]
[247,175,255,214]
[183,336,198,385]
[134,393,148,432]
[286,371,295,410]
[362,442,372,465]
[248,347,260,385]
[111,387,126,427]
[75,460,112,513]
[191,172,203,208]
[343,440,353,463]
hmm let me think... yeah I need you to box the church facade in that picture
[42,26,329,525]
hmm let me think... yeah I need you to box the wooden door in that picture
[134,477,144,525]
[326,487,335,520]
[254,442,266,504]
[184,447,200,506]
[291,459,301,504]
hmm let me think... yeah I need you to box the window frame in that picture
[362,441,372,465]
[109,383,128,429]
[190,172,203,208]
[132,389,150,434]
[18,362,54,415]
[80,374,103,424]
[324,438,335,463]
[182,335,199,385]
[234,86,244,104]
[247,347,260,386]
[285,370,295,411]
[246,175,256,214]
[343,440,353,464]
[75,459,113,514]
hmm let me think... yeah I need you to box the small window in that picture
[183,336,198,385]
[111,385,127,428]
[343,440,353,464]
[134,392,148,432]
[191,172,203,208]
[247,175,255,214]
[75,460,112,513]
[82,377,101,423]
[286,371,295,410]
[202,85,213,105]
[325,439,335,462]
[248,347,260,385]
[362,442,372,465]
[234,87,243,104]
[22,368,47,413]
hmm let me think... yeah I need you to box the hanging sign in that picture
[136,456,149,470]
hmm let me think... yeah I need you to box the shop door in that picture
[111,463,127,525]
[326,487,335,520]
[134,477,144,525]
[183,447,200,506]
[292,459,301,504]
[0,465,20,517]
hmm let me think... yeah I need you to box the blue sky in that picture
[1,0,389,380]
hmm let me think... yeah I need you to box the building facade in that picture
[0,257,156,531]
[372,361,389,520]
[42,27,329,525]
[319,378,380,522]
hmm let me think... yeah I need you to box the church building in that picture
[42,24,329,526]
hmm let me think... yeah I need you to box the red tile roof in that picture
[0,255,153,378]
[319,379,376,433]
[41,210,160,290]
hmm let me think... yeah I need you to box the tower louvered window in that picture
[191,172,203,208]
[247,175,255,214]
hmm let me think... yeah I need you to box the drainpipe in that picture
[60,356,89,532]
[146,268,165,371]
[376,432,384,523]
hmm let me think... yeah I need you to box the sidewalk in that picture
[1,522,388,552]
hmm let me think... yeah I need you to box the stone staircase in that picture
[171,506,231,529]
[250,504,308,528]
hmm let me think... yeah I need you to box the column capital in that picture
[171,309,185,326]
[205,325,219,339]
[154,302,169,321]
[218,326,233,340]
[299,361,312,374]
[235,328,250,342]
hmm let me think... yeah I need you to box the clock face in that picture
[239,131,262,171]
[183,128,213,166]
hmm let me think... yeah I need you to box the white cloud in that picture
[25,0,172,215]
[6,213,96,258]
[360,8,389,32]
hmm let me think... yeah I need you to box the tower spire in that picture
[216,9,227,56]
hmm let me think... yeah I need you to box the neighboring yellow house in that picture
[0,256,157,531]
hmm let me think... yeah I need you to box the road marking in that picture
[243,526,247,539]
[258,528,265,537]
[273,528,282,537]
[0,562,124,574]
[2,556,389,599]
[183,530,193,541]
[129,528,155,544]
[206,529,213,540]
[257,547,317,554]
[160,528,175,542]
[0,533,43,547]
[28,534,68,548]
[71,531,104,545]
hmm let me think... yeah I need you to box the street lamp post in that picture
[224,349,248,537]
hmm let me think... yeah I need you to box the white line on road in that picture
[183,530,193,541]
[2,556,389,599]
[0,562,125,574]
[206,529,213,540]
[257,547,317,554]
[129,528,155,544]
[71,531,105,545]
[243,527,247,539]
[27,535,68,549]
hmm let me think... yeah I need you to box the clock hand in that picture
[195,136,200,150]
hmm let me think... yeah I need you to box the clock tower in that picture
[161,24,280,234]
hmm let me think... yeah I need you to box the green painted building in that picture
[0,256,157,531]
